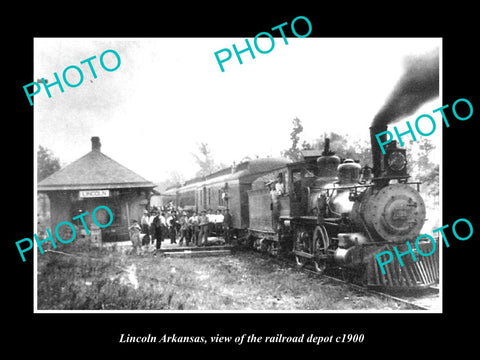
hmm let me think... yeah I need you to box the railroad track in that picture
[245,248,440,311]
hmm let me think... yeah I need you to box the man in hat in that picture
[189,211,200,246]
[214,209,224,237]
[223,208,233,244]
[271,172,285,232]
[167,210,178,244]
[198,210,209,246]
[150,208,163,253]
[275,172,285,195]
[178,211,189,246]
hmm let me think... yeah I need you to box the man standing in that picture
[189,211,200,246]
[151,208,166,254]
[167,210,178,244]
[271,173,285,232]
[198,210,209,246]
[275,172,285,195]
[178,211,189,246]
[223,208,233,244]
[215,209,224,236]
[160,211,167,245]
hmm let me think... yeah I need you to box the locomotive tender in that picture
[163,126,439,289]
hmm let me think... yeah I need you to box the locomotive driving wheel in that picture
[312,225,329,274]
[294,227,310,267]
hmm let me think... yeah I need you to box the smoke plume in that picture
[372,48,439,127]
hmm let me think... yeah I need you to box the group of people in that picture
[128,207,233,254]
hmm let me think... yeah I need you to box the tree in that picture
[191,142,226,177]
[157,171,186,192]
[405,138,439,199]
[282,117,304,161]
[192,142,215,177]
[37,145,61,182]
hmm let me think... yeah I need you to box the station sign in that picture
[79,189,110,198]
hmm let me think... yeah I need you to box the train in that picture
[160,125,439,289]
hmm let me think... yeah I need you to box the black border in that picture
[7,5,478,355]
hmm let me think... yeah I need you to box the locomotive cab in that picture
[282,162,318,218]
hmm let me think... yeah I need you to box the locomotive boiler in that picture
[248,125,438,288]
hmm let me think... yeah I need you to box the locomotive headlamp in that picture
[387,151,406,171]
[386,148,407,176]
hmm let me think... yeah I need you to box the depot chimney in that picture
[91,136,101,152]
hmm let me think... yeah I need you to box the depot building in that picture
[38,136,156,243]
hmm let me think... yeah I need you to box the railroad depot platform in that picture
[103,237,233,257]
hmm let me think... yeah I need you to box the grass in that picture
[37,242,410,311]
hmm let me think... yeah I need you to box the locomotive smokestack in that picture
[321,137,335,156]
[370,49,439,181]
[323,138,330,155]
[370,125,387,178]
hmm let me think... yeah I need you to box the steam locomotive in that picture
[161,125,439,289]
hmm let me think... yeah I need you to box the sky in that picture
[34,37,441,183]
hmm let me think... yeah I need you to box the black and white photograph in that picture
[33,37,442,313]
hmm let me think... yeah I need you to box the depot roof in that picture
[38,137,156,191]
